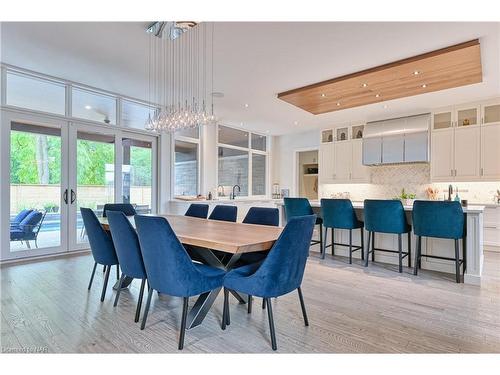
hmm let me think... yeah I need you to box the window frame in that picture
[171,128,201,199]
[216,124,269,199]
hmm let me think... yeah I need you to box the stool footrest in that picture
[417,253,464,263]
[325,242,362,251]
[369,247,409,257]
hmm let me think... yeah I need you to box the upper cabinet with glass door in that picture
[456,104,480,128]
[482,99,500,126]
[432,108,454,130]
[321,129,334,143]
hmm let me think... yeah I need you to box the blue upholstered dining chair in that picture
[412,200,465,283]
[185,203,209,219]
[208,205,238,222]
[102,203,137,217]
[80,208,119,302]
[106,211,148,322]
[320,199,364,263]
[222,215,316,351]
[135,215,226,350]
[363,200,412,273]
[284,197,322,253]
[239,207,280,312]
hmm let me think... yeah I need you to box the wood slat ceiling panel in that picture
[277,40,482,115]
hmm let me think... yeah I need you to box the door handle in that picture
[63,189,68,204]
[70,189,76,204]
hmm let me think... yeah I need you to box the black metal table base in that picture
[186,248,246,330]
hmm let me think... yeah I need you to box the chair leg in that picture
[397,234,403,273]
[407,232,412,268]
[365,231,371,267]
[331,229,335,256]
[103,265,106,272]
[100,265,111,302]
[88,262,97,290]
[35,239,38,248]
[247,295,253,314]
[321,227,327,259]
[297,287,309,326]
[462,237,467,273]
[360,228,364,261]
[349,229,353,264]
[319,224,323,255]
[455,239,461,283]
[113,273,126,307]
[222,288,229,330]
[371,232,375,262]
[26,241,31,249]
[140,288,154,330]
[178,297,189,350]
[116,264,120,280]
[413,236,420,276]
[265,298,277,351]
[262,298,266,309]
[135,279,146,323]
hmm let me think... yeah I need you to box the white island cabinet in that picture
[277,201,485,286]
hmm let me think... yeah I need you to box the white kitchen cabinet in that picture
[431,99,500,182]
[454,125,481,180]
[319,142,335,183]
[333,141,351,182]
[431,129,454,181]
[484,206,500,251]
[351,139,370,182]
[481,123,500,180]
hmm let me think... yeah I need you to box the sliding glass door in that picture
[1,111,69,260]
[1,111,157,261]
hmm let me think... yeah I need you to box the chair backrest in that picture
[80,207,118,266]
[248,215,316,297]
[185,203,209,219]
[12,209,33,224]
[102,203,137,217]
[243,207,279,226]
[19,210,43,233]
[208,205,237,222]
[412,200,464,239]
[106,211,147,279]
[320,199,359,229]
[135,215,213,297]
[283,198,313,223]
[364,199,409,234]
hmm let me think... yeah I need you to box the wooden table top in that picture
[99,214,283,254]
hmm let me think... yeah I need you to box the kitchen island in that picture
[277,201,485,286]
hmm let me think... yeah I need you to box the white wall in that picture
[273,129,320,196]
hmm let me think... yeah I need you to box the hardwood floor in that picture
[1,249,500,353]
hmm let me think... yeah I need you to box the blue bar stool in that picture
[284,198,323,254]
[364,200,411,273]
[185,203,209,219]
[320,199,364,263]
[412,200,466,283]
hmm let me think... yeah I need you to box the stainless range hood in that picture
[362,113,430,165]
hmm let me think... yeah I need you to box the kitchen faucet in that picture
[230,185,241,200]
[447,184,453,201]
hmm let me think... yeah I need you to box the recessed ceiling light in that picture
[244,103,249,108]
[321,93,327,97]
[85,105,92,110]
[383,105,388,109]
[413,70,420,75]
[375,94,380,98]
[422,84,427,88]
[362,83,368,87]
[336,102,341,106]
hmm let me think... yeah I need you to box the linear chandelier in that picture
[145,22,217,133]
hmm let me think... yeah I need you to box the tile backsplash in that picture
[320,163,500,203]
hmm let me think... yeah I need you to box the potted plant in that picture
[394,189,416,206]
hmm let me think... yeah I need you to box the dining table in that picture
[99,214,283,329]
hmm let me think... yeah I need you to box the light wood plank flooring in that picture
[1,250,500,353]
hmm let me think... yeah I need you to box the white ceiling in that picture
[1,22,499,135]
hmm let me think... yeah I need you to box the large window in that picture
[121,100,157,129]
[72,87,117,125]
[217,125,268,198]
[5,71,66,115]
[174,128,200,197]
